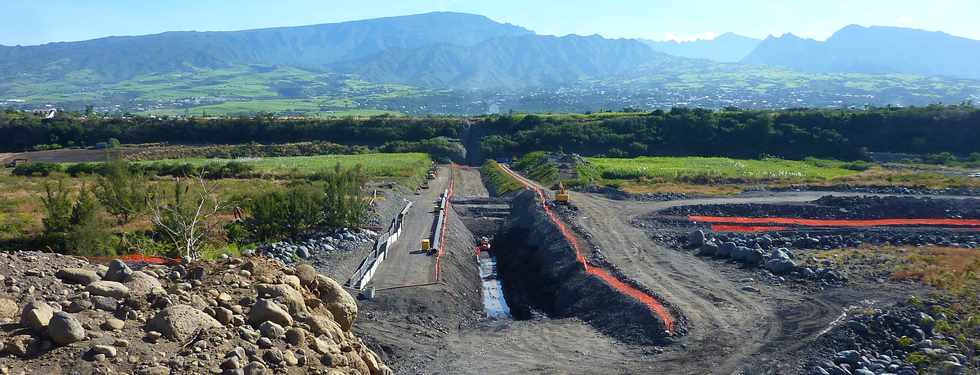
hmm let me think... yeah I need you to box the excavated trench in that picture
[490,191,672,345]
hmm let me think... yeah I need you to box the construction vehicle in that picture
[477,236,491,252]
[554,181,570,204]
[420,239,431,252]
[426,170,437,180]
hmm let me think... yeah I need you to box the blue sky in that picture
[2,0,979,46]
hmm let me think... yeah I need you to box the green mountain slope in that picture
[334,34,670,88]
[0,12,532,81]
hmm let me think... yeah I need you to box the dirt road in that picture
[369,166,451,289]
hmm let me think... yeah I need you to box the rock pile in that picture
[689,231,844,283]
[807,299,974,375]
[0,251,391,374]
[258,228,378,264]
[715,231,979,251]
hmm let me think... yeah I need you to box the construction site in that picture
[304,161,979,374]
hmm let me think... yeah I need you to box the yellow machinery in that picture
[420,239,431,252]
[555,181,570,204]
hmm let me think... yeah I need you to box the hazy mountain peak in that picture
[642,32,761,62]
[743,24,980,79]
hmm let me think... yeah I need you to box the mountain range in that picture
[1,12,979,113]
[642,33,761,62]
[742,25,980,79]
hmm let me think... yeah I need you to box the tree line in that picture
[477,105,980,161]
[0,111,464,152]
[3,105,979,161]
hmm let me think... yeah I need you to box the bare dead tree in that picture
[148,174,222,261]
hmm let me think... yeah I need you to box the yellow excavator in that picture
[554,181,570,204]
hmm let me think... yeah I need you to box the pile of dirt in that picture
[0,251,390,375]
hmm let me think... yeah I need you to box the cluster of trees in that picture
[37,160,220,259]
[379,136,464,163]
[477,105,980,161]
[34,159,370,260]
[241,164,369,242]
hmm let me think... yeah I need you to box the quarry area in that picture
[0,161,977,375]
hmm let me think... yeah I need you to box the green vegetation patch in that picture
[138,153,431,180]
[481,160,524,196]
[586,156,862,183]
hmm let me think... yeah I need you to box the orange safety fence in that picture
[85,254,180,266]
[690,216,980,228]
[498,164,675,333]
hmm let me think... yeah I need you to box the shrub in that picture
[94,159,148,223]
[66,163,106,176]
[40,180,113,255]
[320,164,369,229]
[13,162,65,176]
[246,183,325,241]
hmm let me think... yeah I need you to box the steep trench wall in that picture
[496,190,670,345]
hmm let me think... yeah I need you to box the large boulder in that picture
[295,264,318,287]
[255,284,307,316]
[697,242,718,256]
[19,300,55,333]
[124,271,163,297]
[87,281,130,299]
[147,304,221,341]
[316,275,357,332]
[0,298,18,320]
[742,248,765,266]
[48,311,86,345]
[731,246,751,261]
[687,230,706,248]
[716,242,736,258]
[104,259,134,282]
[248,299,293,327]
[55,268,101,285]
[770,248,793,261]
[765,258,796,275]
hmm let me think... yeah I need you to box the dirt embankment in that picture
[495,190,670,345]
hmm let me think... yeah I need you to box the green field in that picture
[140,153,432,180]
[585,156,862,182]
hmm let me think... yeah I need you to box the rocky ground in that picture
[632,194,979,374]
[661,195,980,220]
[0,251,390,375]
[803,298,975,375]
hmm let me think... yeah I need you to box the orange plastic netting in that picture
[690,216,980,228]
[500,164,675,333]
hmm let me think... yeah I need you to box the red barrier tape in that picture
[691,216,980,228]
[433,165,456,282]
[86,254,179,266]
[497,164,675,333]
